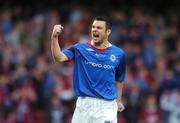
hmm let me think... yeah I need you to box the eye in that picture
[97,26,102,29]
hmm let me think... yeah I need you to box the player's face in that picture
[91,20,111,44]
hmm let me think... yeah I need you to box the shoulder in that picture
[73,41,88,48]
[111,44,125,56]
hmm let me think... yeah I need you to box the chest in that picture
[75,47,120,69]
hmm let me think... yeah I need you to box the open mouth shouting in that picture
[92,33,100,40]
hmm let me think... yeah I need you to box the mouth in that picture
[93,33,99,38]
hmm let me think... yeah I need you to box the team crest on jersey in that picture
[110,54,116,62]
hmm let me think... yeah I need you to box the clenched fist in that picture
[51,25,64,38]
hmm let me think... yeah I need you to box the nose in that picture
[92,28,98,33]
[92,26,97,31]
[92,28,97,32]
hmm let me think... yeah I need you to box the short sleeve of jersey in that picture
[62,47,75,61]
[115,53,126,82]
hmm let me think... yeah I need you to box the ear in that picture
[106,29,111,36]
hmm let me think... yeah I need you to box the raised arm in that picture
[51,25,68,62]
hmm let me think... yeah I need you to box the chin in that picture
[93,40,103,46]
[93,39,100,43]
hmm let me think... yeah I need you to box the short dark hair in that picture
[94,16,112,30]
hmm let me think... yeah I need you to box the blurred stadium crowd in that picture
[0,0,180,123]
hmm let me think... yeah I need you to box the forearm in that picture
[51,25,68,62]
[116,81,123,101]
[51,36,61,61]
[116,81,125,112]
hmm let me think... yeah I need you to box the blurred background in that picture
[0,0,180,123]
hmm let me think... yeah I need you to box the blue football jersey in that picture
[63,42,126,100]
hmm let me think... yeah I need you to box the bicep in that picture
[53,51,68,62]
[116,81,123,87]
[59,52,69,62]
[62,46,75,61]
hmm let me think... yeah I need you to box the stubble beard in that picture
[93,36,108,47]
[93,39,103,46]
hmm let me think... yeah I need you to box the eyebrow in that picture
[92,25,103,29]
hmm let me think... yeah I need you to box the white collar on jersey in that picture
[90,41,112,48]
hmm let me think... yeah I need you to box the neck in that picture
[91,40,109,49]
